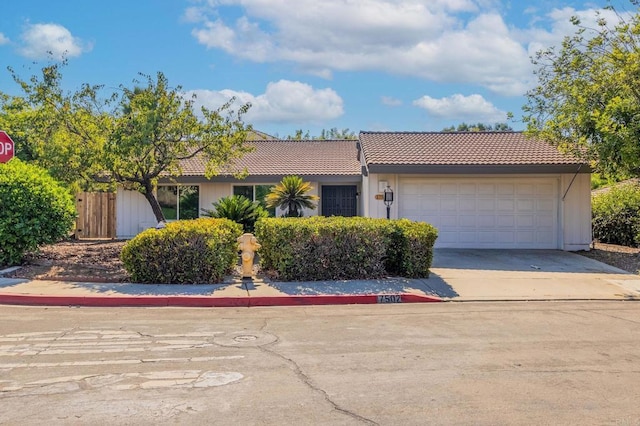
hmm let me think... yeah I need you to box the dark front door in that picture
[322,185,357,217]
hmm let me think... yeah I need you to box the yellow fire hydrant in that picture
[237,233,261,279]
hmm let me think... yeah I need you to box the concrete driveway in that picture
[431,249,640,301]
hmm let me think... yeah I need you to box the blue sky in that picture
[0,0,622,137]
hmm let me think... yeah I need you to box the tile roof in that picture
[359,131,584,167]
[180,139,361,177]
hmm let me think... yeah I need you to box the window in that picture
[157,185,200,220]
[233,184,275,216]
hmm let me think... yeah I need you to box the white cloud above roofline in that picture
[186,1,620,97]
[186,79,344,124]
[18,23,92,60]
[413,93,507,123]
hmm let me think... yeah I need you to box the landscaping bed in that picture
[3,239,640,283]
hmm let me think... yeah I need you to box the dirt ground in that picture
[6,240,130,283]
[3,239,640,283]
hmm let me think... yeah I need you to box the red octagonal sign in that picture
[0,131,15,163]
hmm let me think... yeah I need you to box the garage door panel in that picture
[517,231,535,243]
[537,199,554,211]
[478,199,495,211]
[399,177,558,249]
[459,183,477,195]
[441,183,458,195]
[496,231,515,243]
[477,215,495,227]
[459,232,477,243]
[516,215,534,227]
[459,215,477,227]
[440,198,457,211]
[497,216,515,227]
[459,199,476,211]
[497,199,515,212]
[537,183,555,195]
[440,216,457,227]
[498,184,515,195]
[537,230,554,244]
[517,200,535,212]
[517,183,535,195]
[478,184,496,195]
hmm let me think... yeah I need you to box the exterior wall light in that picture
[383,185,394,219]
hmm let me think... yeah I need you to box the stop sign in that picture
[0,131,15,163]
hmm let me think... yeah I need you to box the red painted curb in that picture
[0,293,442,307]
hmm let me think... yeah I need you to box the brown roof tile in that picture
[359,131,584,167]
[180,139,361,177]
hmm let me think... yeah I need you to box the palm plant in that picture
[265,175,319,217]
[201,195,269,233]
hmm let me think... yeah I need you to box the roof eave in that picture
[366,164,591,174]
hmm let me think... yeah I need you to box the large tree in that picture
[523,2,640,178]
[0,62,110,192]
[1,65,252,222]
[106,72,252,222]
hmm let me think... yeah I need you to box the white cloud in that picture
[381,96,402,107]
[413,93,506,122]
[0,33,9,45]
[516,6,624,58]
[187,1,620,97]
[18,23,91,60]
[187,80,344,124]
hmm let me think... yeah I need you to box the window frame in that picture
[156,184,200,221]
[233,184,275,216]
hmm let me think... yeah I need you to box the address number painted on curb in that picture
[377,295,402,303]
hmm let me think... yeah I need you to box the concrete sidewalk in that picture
[1,249,640,307]
[0,276,444,307]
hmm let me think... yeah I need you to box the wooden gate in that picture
[75,192,116,239]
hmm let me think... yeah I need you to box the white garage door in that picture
[399,177,559,249]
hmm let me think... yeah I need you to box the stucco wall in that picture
[561,172,592,251]
[116,181,325,238]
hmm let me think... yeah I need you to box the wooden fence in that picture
[75,192,116,239]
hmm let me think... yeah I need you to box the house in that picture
[116,131,591,251]
[116,139,362,237]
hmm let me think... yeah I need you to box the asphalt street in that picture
[0,302,639,425]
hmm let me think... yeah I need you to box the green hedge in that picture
[255,217,437,281]
[0,159,76,266]
[592,183,640,247]
[121,218,242,284]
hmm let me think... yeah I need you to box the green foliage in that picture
[0,62,112,192]
[286,127,357,140]
[592,183,640,247]
[590,172,627,190]
[384,219,439,278]
[255,217,438,281]
[202,195,269,233]
[1,65,252,220]
[120,218,242,284]
[442,122,513,132]
[265,175,319,217]
[0,159,76,266]
[106,72,252,222]
[523,3,640,178]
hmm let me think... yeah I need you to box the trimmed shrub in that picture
[386,219,438,278]
[0,159,76,266]
[120,218,242,284]
[592,183,640,246]
[201,195,269,233]
[255,216,438,281]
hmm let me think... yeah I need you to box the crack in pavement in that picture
[258,344,378,425]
